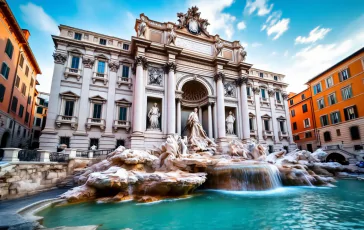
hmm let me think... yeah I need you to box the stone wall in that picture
[0,162,68,200]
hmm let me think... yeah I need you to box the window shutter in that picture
[338,72,342,82]
[353,105,358,118]
[0,84,5,102]
[347,68,351,78]
[344,108,349,121]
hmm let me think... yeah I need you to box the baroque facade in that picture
[40,7,295,152]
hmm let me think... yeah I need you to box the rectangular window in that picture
[36,107,43,114]
[341,86,352,100]
[249,118,254,131]
[19,55,24,68]
[320,115,329,126]
[28,96,31,104]
[275,92,280,101]
[15,75,20,88]
[330,111,341,124]
[90,138,99,148]
[30,78,34,88]
[97,61,105,73]
[344,106,358,121]
[350,126,360,140]
[247,87,251,97]
[328,93,337,105]
[301,94,305,100]
[119,107,127,120]
[336,129,341,136]
[11,96,18,112]
[325,76,333,88]
[302,104,308,113]
[23,129,26,138]
[18,105,24,118]
[313,83,322,95]
[279,121,285,132]
[259,72,264,78]
[64,100,74,116]
[0,84,5,102]
[339,69,350,81]
[5,39,14,59]
[71,56,80,69]
[317,98,325,109]
[60,137,70,148]
[289,99,293,105]
[1,62,10,79]
[264,120,269,131]
[39,98,45,105]
[307,144,313,152]
[35,118,41,126]
[25,65,29,77]
[293,122,297,130]
[123,44,129,50]
[99,38,107,45]
[93,103,102,119]
[116,139,125,148]
[304,118,310,128]
[294,135,300,141]
[21,83,26,96]
[122,66,129,78]
[74,33,82,40]
[261,89,266,99]
[291,110,295,117]
[305,132,312,138]
[25,112,29,123]
[273,76,278,81]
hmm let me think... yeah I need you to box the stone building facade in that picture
[40,7,295,153]
[30,92,49,149]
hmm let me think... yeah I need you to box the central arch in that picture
[182,80,208,102]
[176,74,214,96]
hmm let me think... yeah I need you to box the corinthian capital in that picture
[214,72,225,82]
[52,52,67,65]
[108,61,120,72]
[235,77,248,86]
[82,58,95,69]
[282,93,288,100]
[163,62,177,74]
[252,87,260,95]
[134,56,148,70]
[268,89,275,97]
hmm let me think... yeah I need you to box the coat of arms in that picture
[177,6,210,36]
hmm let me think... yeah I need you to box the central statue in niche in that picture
[186,108,216,152]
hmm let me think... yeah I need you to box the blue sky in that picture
[8,0,364,93]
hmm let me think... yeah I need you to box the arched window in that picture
[323,131,331,142]
[350,126,360,140]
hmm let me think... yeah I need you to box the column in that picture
[213,103,218,138]
[164,62,177,134]
[207,103,213,139]
[132,56,147,134]
[198,106,202,122]
[236,77,250,140]
[282,93,294,143]
[176,99,181,135]
[268,89,279,143]
[214,72,226,139]
[104,61,119,136]
[253,87,263,141]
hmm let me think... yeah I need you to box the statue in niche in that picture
[149,68,162,85]
[138,16,147,38]
[148,103,160,129]
[214,38,224,56]
[226,111,235,135]
[167,27,177,45]
[185,108,216,152]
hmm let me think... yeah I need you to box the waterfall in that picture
[205,164,282,191]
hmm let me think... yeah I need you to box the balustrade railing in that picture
[49,152,69,162]
[18,150,41,162]
[75,149,114,158]
[64,67,82,80]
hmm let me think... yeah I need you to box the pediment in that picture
[115,98,132,105]
[89,95,106,102]
[261,114,271,119]
[60,91,79,98]
[277,115,286,120]
[249,112,256,117]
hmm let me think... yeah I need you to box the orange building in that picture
[288,88,318,152]
[304,47,364,164]
[0,0,41,149]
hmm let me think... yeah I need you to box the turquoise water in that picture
[39,180,364,229]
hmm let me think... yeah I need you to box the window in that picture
[261,89,266,99]
[264,119,269,131]
[28,96,31,104]
[320,115,329,126]
[25,112,29,123]
[5,39,14,59]
[19,55,24,68]
[99,38,107,45]
[17,126,21,136]
[39,98,45,105]
[317,98,325,109]
[325,76,333,88]
[275,92,280,101]
[11,96,18,112]
[344,106,358,121]
[289,99,293,105]
[350,126,360,140]
[293,122,297,130]
[123,44,129,50]
[354,145,364,151]
[119,107,127,120]
[307,144,313,152]
[249,118,254,131]
[122,66,129,78]
[21,83,26,96]
[336,129,341,136]
[71,56,80,69]
[302,104,308,113]
[330,111,341,124]
[9,120,13,128]
[294,135,300,141]
[60,137,70,148]
[18,105,24,118]
[1,62,10,79]
[64,100,74,116]
[279,121,285,132]
[93,103,102,119]
[25,65,29,77]
[116,139,125,148]
[0,84,5,102]
[341,86,352,100]
[36,107,43,114]
[30,78,34,88]
[328,93,337,105]
[313,83,322,95]
[15,75,20,88]
[35,118,41,126]
[304,118,310,128]
[301,94,305,100]
[74,33,82,40]
[291,110,295,117]
[305,132,312,138]
[97,61,105,73]
[268,145,274,153]
[323,131,331,142]
[90,138,99,149]
[339,69,350,81]
[273,76,278,81]
[247,87,251,97]
[259,72,264,78]
[23,129,26,138]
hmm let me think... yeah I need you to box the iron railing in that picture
[75,149,114,158]
[50,152,69,162]
[18,150,40,162]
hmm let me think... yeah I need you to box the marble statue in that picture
[226,111,235,135]
[167,27,177,45]
[240,46,247,62]
[186,108,216,151]
[214,38,224,56]
[148,103,160,129]
[90,145,97,150]
[138,16,147,38]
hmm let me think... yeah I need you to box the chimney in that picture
[22,29,30,41]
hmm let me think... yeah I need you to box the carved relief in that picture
[82,58,95,69]
[214,72,225,82]
[177,6,210,36]
[53,53,67,64]
[224,82,236,97]
[163,62,177,74]
[67,31,73,37]
[108,61,120,72]
[148,67,163,86]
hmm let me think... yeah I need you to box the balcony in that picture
[92,72,108,85]
[86,118,105,130]
[113,120,131,132]
[263,130,273,140]
[278,131,288,141]
[55,115,78,129]
[64,67,82,81]
[117,76,132,89]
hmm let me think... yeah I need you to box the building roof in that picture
[0,0,42,74]
[306,46,364,84]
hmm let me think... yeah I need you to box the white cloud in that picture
[271,51,277,56]
[237,21,246,30]
[20,3,58,35]
[251,42,262,47]
[261,11,289,40]
[283,50,289,57]
[295,26,332,44]
[187,0,236,39]
[245,0,273,16]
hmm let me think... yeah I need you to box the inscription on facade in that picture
[175,37,212,55]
